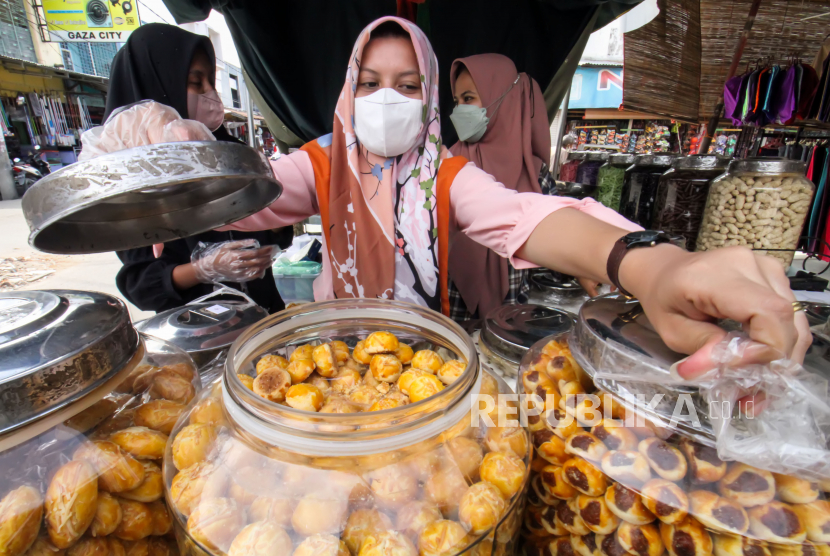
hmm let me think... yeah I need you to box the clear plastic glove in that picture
[78,100,215,161]
[191,240,277,284]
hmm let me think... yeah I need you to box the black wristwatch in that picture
[606,231,674,298]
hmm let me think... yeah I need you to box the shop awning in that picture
[223,107,264,122]
[622,0,830,123]
[0,54,109,93]
[160,0,643,145]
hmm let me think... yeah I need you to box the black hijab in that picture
[104,23,239,143]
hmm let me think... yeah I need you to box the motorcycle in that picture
[12,158,42,197]
[26,146,51,177]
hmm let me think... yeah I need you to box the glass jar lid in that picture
[584,152,610,162]
[0,290,138,435]
[135,290,267,356]
[529,270,585,298]
[480,304,575,366]
[727,157,807,175]
[633,154,677,168]
[23,141,283,254]
[671,154,730,170]
[608,153,636,165]
[567,151,588,161]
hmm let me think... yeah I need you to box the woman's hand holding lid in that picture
[78,100,215,161]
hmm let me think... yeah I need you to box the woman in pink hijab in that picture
[448,54,558,320]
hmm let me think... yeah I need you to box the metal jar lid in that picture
[727,157,807,175]
[23,141,282,254]
[671,154,730,171]
[633,154,677,168]
[480,304,575,366]
[584,152,610,162]
[135,289,267,358]
[607,153,636,166]
[0,290,138,435]
[567,151,588,162]
[529,271,585,298]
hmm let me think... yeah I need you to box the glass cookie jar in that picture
[163,300,532,556]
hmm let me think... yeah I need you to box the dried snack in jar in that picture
[566,432,609,463]
[605,483,655,525]
[285,384,325,411]
[411,350,444,374]
[600,450,652,485]
[45,460,99,549]
[120,461,163,503]
[688,490,749,535]
[330,368,362,394]
[113,500,153,541]
[445,437,484,481]
[291,492,349,537]
[418,520,468,556]
[789,500,830,542]
[187,498,245,553]
[486,425,529,460]
[171,424,216,470]
[747,502,807,544]
[576,494,620,535]
[773,475,820,505]
[679,439,727,485]
[293,534,350,556]
[572,531,602,556]
[638,438,687,482]
[395,501,442,540]
[0,485,43,556]
[330,340,351,363]
[561,458,607,497]
[591,421,638,452]
[73,441,145,493]
[357,530,417,556]
[237,374,255,391]
[617,522,664,556]
[66,537,108,556]
[146,501,171,536]
[342,508,393,554]
[393,343,414,365]
[718,464,776,508]
[290,345,314,362]
[133,400,186,435]
[479,451,526,499]
[89,492,122,537]
[169,461,228,516]
[312,344,338,377]
[286,359,317,383]
[712,534,771,556]
[252,368,291,402]
[539,465,578,500]
[436,360,465,385]
[248,497,294,529]
[188,397,225,427]
[425,466,469,517]
[23,535,67,556]
[148,369,195,404]
[458,481,506,534]
[110,427,168,460]
[227,521,293,556]
[659,517,713,556]
[370,355,404,383]
[640,479,689,525]
[255,354,289,375]
[556,497,591,536]
[407,373,445,402]
[367,464,419,511]
[364,332,399,354]
[354,341,374,365]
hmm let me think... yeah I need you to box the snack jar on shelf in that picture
[618,154,677,228]
[651,155,730,252]
[596,154,636,212]
[163,299,532,556]
[560,152,587,183]
[576,152,610,188]
[0,290,201,556]
[696,158,814,268]
[517,293,830,556]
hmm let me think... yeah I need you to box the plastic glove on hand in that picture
[191,239,277,284]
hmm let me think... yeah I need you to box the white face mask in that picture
[354,88,423,157]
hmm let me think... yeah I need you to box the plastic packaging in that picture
[696,158,814,267]
[576,152,610,188]
[163,299,531,556]
[78,100,215,161]
[560,152,587,183]
[517,333,830,556]
[191,239,279,284]
[619,154,677,228]
[596,154,636,212]
[0,334,201,556]
[652,155,730,251]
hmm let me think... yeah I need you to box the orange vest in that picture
[300,140,467,317]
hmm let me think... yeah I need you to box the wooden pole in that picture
[698,0,762,155]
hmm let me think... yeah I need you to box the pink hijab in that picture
[449,54,550,317]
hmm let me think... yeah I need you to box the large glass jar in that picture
[575,152,609,188]
[560,152,587,183]
[0,290,201,556]
[163,300,531,556]
[596,154,636,211]
[618,154,676,228]
[696,158,814,267]
[652,155,730,252]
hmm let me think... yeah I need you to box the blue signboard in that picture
[569,66,623,109]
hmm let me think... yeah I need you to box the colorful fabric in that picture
[723,75,744,125]
[325,16,444,309]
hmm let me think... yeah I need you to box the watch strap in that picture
[606,239,634,298]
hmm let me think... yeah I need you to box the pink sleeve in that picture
[449,163,642,269]
[219,150,320,231]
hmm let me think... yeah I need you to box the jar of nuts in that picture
[652,155,730,252]
[696,158,813,267]
[162,299,532,556]
[0,290,201,556]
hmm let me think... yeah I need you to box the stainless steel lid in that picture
[480,304,575,365]
[584,152,610,162]
[728,157,806,175]
[672,154,730,170]
[567,151,588,161]
[607,153,636,166]
[135,290,267,355]
[23,141,282,254]
[633,154,677,168]
[529,271,585,298]
[803,302,830,327]
[0,290,138,435]
[554,181,597,200]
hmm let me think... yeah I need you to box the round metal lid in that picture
[727,157,806,175]
[480,304,575,365]
[0,290,138,435]
[135,300,267,354]
[803,302,830,327]
[607,153,636,166]
[23,141,283,254]
[529,271,585,298]
[567,151,588,162]
[554,181,598,200]
[584,152,609,162]
[632,154,677,168]
[671,154,731,171]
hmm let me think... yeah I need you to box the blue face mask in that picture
[450,74,520,143]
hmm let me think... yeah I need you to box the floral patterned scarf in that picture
[323,16,444,309]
